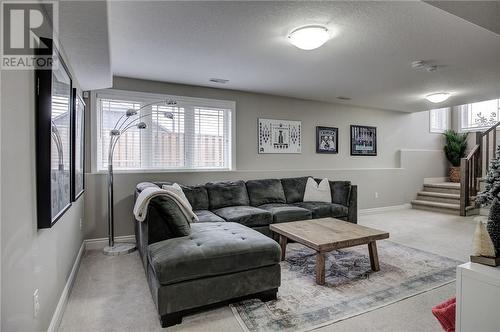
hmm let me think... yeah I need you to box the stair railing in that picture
[459,120,500,216]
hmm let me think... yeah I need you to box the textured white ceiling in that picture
[108,1,500,112]
[60,0,112,90]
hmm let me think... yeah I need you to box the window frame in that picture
[459,99,500,132]
[90,89,236,174]
[429,107,450,134]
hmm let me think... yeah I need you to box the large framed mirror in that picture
[35,38,73,228]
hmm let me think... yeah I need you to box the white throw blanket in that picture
[133,187,199,223]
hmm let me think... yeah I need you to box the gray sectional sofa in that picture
[134,177,357,327]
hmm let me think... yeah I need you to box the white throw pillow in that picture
[162,183,193,211]
[303,177,332,203]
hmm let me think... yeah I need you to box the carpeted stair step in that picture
[411,200,461,215]
[416,191,460,204]
[422,183,461,195]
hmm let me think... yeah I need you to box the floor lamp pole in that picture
[103,140,136,256]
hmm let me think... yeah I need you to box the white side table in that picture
[456,262,500,332]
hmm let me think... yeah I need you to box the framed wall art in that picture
[316,126,338,153]
[258,118,301,154]
[72,88,85,201]
[350,125,377,156]
[35,38,73,228]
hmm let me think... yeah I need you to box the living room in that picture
[1,1,500,332]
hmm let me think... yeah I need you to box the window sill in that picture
[91,168,235,175]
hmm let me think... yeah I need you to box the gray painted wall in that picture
[1,66,85,329]
[84,77,447,239]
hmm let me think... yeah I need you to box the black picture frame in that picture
[350,125,377,156]
[35,38,73,228]
[316,126,338,154]
[71,88,85,201]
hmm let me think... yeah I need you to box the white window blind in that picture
[429,107,450,133]
[460,98,500,131]
[95,91,233,171]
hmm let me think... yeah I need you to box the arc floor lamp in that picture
[103,99,177,255]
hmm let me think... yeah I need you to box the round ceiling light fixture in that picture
[425,92,451,103]
[288,25,329,50]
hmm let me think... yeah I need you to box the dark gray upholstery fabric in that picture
[330,203,349,218]
[194,210,226,223]
[152,264,281,315]
[330,181,351,206]
[181,185,209,211]
[148,222,281,285]
[246,179,286,206]
[293,201,344,219]
[149,196,191,236]
[206,180,250,209]
[213,206,272,227]
[280,177,309,203]
[259,203,312,223]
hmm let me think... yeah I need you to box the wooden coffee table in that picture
[270,217,390,285]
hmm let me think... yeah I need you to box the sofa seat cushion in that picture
[259,203,312,223]
[194,210,226,223]
[330,203,349,218]
[293,201,348,219]
[148,222,281,285]
[213,206,272,227]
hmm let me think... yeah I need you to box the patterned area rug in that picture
[230,241,461,332]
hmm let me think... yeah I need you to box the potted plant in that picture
[443,129,468,183]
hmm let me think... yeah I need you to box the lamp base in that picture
[103,242,136,256]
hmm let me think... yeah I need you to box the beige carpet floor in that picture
[59,209,476,332]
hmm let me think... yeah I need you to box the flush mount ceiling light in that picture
[288,25,329,50]
[425,92,451,103]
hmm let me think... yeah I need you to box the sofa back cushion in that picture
[281,177,309,203]
[149,196,191,238]
[246,178,286,206]
[314,178,351,206]
[206,180,250,209]
[180,185,209,211]
[330,181,351,206]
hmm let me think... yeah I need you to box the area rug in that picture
[230,241,462,332]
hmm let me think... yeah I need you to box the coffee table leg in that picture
[315,252,326,285]
[368,241,380,271]
[279,235,287,261]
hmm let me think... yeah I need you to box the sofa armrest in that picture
[347,185,358,224]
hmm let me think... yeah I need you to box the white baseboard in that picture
[359,203,411,215]
[84,235,136,251]
[47,241,85,332]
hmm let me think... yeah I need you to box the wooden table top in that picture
[270,217,390,252]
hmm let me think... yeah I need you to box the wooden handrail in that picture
[480,120,500,137]
[459,121,500,216]
[465,144,479,160]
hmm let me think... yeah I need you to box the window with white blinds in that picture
[95,91,234,171]
[429,107,450,133]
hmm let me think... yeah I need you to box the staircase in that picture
[412,120,500,216]
[411,182,477,215]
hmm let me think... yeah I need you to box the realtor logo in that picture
[1,1,58,69]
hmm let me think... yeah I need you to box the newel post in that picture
[459,157,468,216]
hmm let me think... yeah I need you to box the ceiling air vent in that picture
[209,78,229,84]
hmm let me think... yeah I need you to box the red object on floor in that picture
[432,297,456,332]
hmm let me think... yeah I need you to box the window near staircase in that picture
[429,107,450,133]
[460,98,500,131]
[94,90,234,172]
